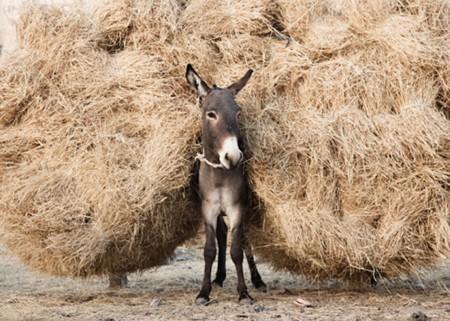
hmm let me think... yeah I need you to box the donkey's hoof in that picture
[252,279,267,292]
[195,296,210,306]
[212,279,224,288]
[239,292,254,305]
[255,283,267,293]
[239,297,254,305]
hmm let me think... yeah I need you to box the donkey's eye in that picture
[206,111,217,120]
[236,111,241,119]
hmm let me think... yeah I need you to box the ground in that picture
[0,245,449,321]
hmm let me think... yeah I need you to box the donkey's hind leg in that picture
[243,236,267,292]
[213,214,227,287]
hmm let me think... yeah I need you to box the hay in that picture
[95,0,133,52]
[247,101,449,279]
[0,3,201,277]
[245,0,450,279]
[180,0,277,39]
[0,0,449,280]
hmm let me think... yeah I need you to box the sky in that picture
[0,0,103,54]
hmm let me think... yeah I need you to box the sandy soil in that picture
[0,245,449,321]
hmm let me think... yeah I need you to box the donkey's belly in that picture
[203,186,239,213]
[201,185,245,229]
[199,164,247,227]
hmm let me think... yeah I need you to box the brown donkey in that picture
[186,64,266,305]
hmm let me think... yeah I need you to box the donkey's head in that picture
[186,64,252,170]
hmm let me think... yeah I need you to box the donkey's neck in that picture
[203,145,220,164]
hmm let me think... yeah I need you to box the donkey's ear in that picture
[227,69,253,95]
[186,64,210,97]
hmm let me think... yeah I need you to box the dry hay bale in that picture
[266,1,444,113]
[247,0,449,280]
[180,0,277,39]
[397,0,450,35]
[303,15,352,54]
[103,0,183,52]
[247,98,450,279]
[213,34,272,67]
[367,14,440,67]
[17,5,95,53]
[0,123,45,186]
[1,0,449,282]
[209,35,274,104]
[94,0,221,98]
[0,50,48,128]
[335,0,399,31]
[154,33,220,92]
[333,106,450,276]
[263,37,440,115]
[95,0,133,52]
[0,4,201,277]
[438,60,450,117]
[276,0,394,39]
[246,100,351,279]
[0,108,201,276]
[275,0,327,41]
[276,0,447,58]
[400,0,450,113]
[258,40,311,95]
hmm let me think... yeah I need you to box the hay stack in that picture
[0,0,449,281]
[246,0,450,280]
[247,101,449,279]
[0,3,201,277]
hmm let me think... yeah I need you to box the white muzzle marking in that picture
[218,136,243,170]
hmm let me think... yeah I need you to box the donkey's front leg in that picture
[229,207,253,304]
[196,204,219,305]
[213,215,227,287]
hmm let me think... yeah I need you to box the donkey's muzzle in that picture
[223,151,243,169]
[219,136,243,170]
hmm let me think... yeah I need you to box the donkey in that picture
[186,64,266,305]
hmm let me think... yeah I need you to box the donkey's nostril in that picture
[218,137,242,170]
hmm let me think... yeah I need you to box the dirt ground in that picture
[0,245,449,321]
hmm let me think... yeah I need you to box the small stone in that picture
[172,248,194,262]
[6,298,19,304]
[150,298,161,307]
[411,311,429,321]
[175,254,193,261]
[253,304,265,313]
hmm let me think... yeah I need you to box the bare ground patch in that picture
[0,246,449,321]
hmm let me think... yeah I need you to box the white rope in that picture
[195,152,225,169]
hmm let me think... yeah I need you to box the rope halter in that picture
[195,152,225,169]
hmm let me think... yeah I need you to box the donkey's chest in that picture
[199,167,246,212]
[202,186,238,212]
